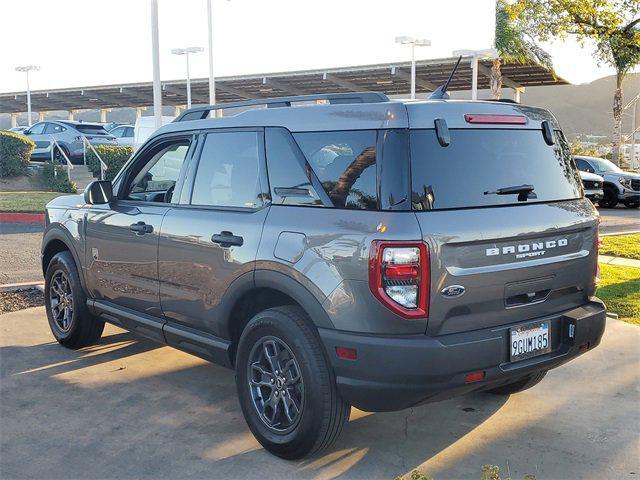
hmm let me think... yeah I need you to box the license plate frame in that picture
[510,320,551,361]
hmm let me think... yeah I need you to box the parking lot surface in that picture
[1,308,638,480]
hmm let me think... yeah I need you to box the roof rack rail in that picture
[174,92,389,122]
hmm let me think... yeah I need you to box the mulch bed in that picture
[0,289,44,315]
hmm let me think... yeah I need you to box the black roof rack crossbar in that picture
[174,91,389,122]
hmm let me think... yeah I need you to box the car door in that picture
[84,133,195,340]
[24,122,48,155]
[158,128,270,341]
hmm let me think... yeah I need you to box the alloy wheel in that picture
[50,271,73,332]
[247,336,304,433]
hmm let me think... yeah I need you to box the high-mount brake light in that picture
[368,241,429,319]
[464,114,528,125]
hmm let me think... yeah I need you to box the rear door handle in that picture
[130,221,153,235]
[211,231,244,247]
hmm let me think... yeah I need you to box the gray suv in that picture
[574,155,640,209]
[41,92,606,459]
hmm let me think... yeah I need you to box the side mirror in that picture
[84,180,113,205]
[22,129,30,135]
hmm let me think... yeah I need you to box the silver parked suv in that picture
[24,120,117,164]
[575,155,640,209]
[41,89,606,459]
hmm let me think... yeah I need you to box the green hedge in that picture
[40,162,77,193]
[85,145,132,181]
[0,130,35,177]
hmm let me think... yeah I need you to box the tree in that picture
[507,0,640,165]
[492,0,554,99]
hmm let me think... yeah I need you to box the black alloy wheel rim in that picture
[50,271,73,332]
[247,336,304,433]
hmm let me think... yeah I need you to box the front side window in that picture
[588,157,622,174]
[126,140,190,202]
[410,129,582,210]
[28,123,46,135]
[110,127,125,138]
[293,130,377,210]
[191,131,266,208]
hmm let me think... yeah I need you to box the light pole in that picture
[207,0,215,106]
[150,0,162,129]
[15,65,40,126]
[395,36,431,99]
[171,47,204,109]
[452,48,499,100]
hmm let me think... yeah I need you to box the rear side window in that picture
[410,129,582,210]
[265,128,324,207]
[43,123,66,134]
[191,131,267,208]
[74,125,109,135]
[293,130,377,210]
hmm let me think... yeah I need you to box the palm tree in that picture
[491,0,554,99]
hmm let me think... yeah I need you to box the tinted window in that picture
[293,130,377,210]
[410,129,582,210]
[125,127,134,137]
[44,123,66,134]
[28,123,46,135]
[74,124,109,135]
[127,141,190,201]
[265,128,323,207]
[575,158,592,172]
[191,131,266,208]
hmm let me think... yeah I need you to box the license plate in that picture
[510,320,551,361]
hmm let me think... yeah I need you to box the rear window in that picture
[410,129,582,210]
[74,125,110,135]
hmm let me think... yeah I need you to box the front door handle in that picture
[130,221,153,235]
[211,231,243,247]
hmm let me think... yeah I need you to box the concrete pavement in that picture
[1,307,638,479]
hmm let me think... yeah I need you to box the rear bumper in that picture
[319,298,606,412]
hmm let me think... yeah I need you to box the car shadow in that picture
[1,326,508,479]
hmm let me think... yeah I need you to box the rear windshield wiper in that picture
[484,184,536,201]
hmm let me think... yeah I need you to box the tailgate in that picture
[417,199,598,336]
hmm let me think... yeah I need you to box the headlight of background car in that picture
[619,178,633,189]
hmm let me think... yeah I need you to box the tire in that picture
[485,371,547,396]
[624,200,640,209]
[44,251,104,349]
[599,187,618,208]
[53,145,69,164]
[235,305,350,459]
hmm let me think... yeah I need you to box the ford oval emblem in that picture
[441,285,465,298]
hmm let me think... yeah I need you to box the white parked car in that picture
[109,124,135,147]
[578,170,604,203]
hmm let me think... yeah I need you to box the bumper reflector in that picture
[335,346,357,360]
[464,371,486,383]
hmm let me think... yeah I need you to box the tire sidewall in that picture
[235,310,331,456]
[44,252,86,342]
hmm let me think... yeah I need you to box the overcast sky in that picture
[1,0,636,94]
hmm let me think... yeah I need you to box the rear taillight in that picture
[369,241,429,319]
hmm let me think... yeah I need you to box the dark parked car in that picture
[24,120,117,164]
[41,92,606,459]
[574,155,640,208]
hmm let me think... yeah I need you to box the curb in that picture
[606,312,619,320]
[600,230,640,236]
[0,213,45,224]
[599,255,640,269]
[0,281,44,293]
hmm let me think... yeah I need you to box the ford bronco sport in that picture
[42,90,606,459]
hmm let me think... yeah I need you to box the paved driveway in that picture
[1,308,638,480]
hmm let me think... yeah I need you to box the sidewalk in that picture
[599,254,640,269]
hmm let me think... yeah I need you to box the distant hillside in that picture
[455,72,639,142]
[1,73,638,142]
